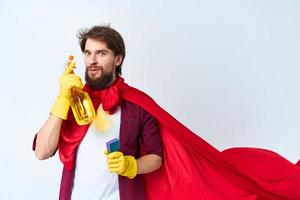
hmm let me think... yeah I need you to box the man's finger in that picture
[63,62,75,75]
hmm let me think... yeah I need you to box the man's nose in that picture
[89,54,98,65]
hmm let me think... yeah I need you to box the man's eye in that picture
[84,52,90,56]
[98,52,105,56]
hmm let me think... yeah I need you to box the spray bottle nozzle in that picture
[68,55,74,61]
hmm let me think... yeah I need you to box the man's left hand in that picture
[105,151,137,179]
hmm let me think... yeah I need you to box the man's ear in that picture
[115,55,123,66]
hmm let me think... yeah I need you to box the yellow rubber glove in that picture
[50,62,83,119]
[105,151,138,179]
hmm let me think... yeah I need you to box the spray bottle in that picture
[67,55,96,125]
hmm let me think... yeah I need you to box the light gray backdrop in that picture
[1,0,299,199]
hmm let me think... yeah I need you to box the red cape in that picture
[59,77,300,200]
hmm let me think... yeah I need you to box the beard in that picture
[85,66,115,90]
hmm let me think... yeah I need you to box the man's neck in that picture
[107,75,117,87]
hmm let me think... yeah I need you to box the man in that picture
[34,25,300,200]
[33,25,163,200]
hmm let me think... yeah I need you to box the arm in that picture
[34,114,63,160]
[33,60,83,160]
[138,106,163,174]
[137,154,162,174]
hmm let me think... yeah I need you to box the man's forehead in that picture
[85,38,110,51]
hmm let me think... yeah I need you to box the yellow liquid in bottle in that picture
[70,87,96,125]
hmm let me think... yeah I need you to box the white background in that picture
[0,0,299,199]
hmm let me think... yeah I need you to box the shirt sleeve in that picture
[32,134,37,151]
[140,108,163,158]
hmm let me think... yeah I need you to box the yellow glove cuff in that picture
[120,155,138,179]
[50,96,70,119]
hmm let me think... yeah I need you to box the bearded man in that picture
[33,25,162,200]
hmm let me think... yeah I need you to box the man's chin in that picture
[88,74,101,80]
[85,70,115,90]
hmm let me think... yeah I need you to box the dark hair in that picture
[77,24,125,75]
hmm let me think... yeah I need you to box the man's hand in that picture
[50,62,83,119]
[105,151,137,179]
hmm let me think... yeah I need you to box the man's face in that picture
[84,38,122,89]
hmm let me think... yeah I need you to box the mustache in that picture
[86,64,102,69]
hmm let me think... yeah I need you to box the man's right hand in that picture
[50,62,83,119]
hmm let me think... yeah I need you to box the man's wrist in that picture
[50,96,70,119]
